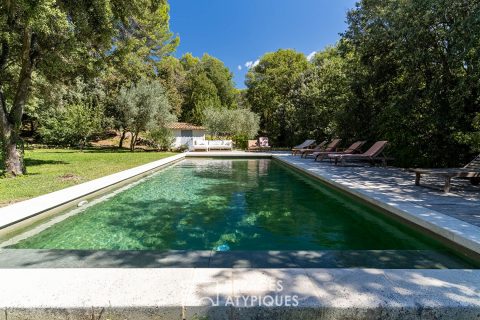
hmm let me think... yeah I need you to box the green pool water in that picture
[4,159,477,267]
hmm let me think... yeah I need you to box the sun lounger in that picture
[313,140,366,162]
[409,155,480,193]
[302,139,342,158]
[292,139,316,155]
[296,140,327,157]
[329,141,389,166]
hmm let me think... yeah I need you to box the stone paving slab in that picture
[274,154,480,256]
[276,154,480,225]
[0,268,479,319]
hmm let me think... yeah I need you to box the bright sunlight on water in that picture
[9,159,471,261]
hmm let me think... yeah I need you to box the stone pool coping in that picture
[0,153,186,229]
[273,154,480,257]
[0,151,271,231]
[1,152,480,319]
[0,268,479,319]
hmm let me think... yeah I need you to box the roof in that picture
[166,122,206,130]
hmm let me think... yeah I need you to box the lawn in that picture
[0,148,177,207]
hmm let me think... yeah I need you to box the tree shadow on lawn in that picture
[38,147,175,154]
[24,158,69,166]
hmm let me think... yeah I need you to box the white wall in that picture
[171,129,205,148]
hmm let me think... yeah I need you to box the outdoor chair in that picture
[313,140,366,162]
[292,139,316,155]
[291,140,320,156]
[328,141,390,167]
[302,139,342,158]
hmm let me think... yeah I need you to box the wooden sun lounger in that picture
[302,139,341,158]
[409,155,480,193]
[297,140,327,158]
[329,141,390,167]
[292,139,316,155]
[313,140,366,162]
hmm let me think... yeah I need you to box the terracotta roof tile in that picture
[166,122,206,130]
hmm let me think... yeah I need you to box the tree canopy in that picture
[245,49,309,146]
[0,0,179,175]
[245,0,480,167]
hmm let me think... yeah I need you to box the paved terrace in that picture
[274,153,480,227]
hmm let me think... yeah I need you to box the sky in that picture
[168,0,357,88]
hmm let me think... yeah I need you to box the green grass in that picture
[0,148,177,206]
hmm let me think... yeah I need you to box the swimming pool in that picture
[1,158,477,268]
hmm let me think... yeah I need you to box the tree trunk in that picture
[119,130,127,148]
[29,118,35,136]
[0,28,37,176]
[130,131,137,152]
[4,143,24,175]
[1,90,26,176]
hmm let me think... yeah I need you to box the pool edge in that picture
[272,155,480,257]
[0,153,186,231]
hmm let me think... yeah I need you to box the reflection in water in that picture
[7,159,467,260]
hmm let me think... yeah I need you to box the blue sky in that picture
[169,0,357,88]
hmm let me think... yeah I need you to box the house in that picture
[166,122,206,149]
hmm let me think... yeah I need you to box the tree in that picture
[40,104,103,149]
[339,0,480,166]
[245,49,309,146]
[290,47,351,143]
[200,54,237,109]
[156,56,187,117]
[116,79,176,151]
[0,0,178,176]
[202,107,260,148]
[101,1,178,149]
[174,53,238,124]
[38,77,105,148]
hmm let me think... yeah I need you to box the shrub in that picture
[39,104,103,148]
[146,127,175,151]
[202,107,260,149]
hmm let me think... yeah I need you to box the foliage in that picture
[290,47,350,143]
[147,127,175,151]
[0,0,178,175]
[337,0,480,166]
[245,49,309,146]
[39,104,103,148]
[116,79,176,151]
[156,56,187,117]
[244,1,480,166]
[38,78,105,147]
[455,113,480,153]
[202,107,260,148]
[158,53,238,124]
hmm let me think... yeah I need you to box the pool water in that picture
[4,159,477,267]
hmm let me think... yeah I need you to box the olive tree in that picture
[116,79,176,151]
[202,107,260,148]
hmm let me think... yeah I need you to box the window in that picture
[181,130,193,137]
